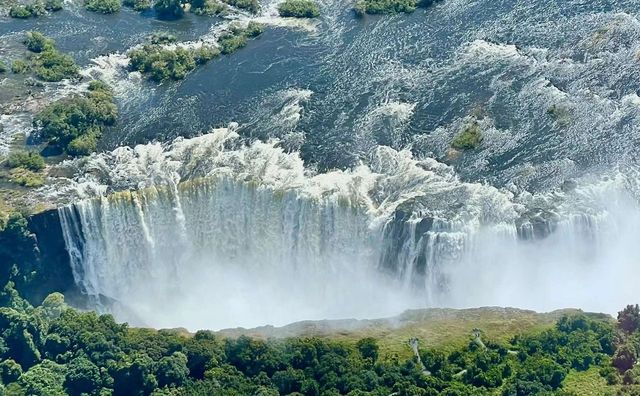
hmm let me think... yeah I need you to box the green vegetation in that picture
[85,0,122,13]
[153,0,184,19]
[128,45,218,81]
[128,23,263,82]
[8,168,45,187]
[5,151,45,172]
[0,283,637,395]
[451,120,482,150]
[34,80,117,156]
[149,32,177,45]
[277,0,319,18]
[17,32,79,82]
[354,0,439,16]
[123,0,151,10]
[218,22,264,54]
[9,5,33,18]
[190,0,228,15]
[220,0,258,13]
[24,31,54,53]
[1,150,46,188]
[8,0,62,18]
[44,0,62,10]
[0,61,8,74]
[32,49,78,82]
[11,60,29,74]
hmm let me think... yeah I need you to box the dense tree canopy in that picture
[0,281,638,395]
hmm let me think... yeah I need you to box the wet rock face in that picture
[0,209,78,306]
[516,209,560,240]
[27,209,78,304]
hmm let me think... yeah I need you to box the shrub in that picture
[33,49,79,82]
[9,168,45,188]
[24,31,55,53]
[34,80,116,155]
[20,32,79,82]
[218,22,264,55]
[149,32,177,44]
[0,61,7,73]
[245,21,264,37]
[278,0,319,18]
[191,0,227,15]
[354,0,417,15]
[618,305,640,334]
[353,0,438,15]
[193,46,220,63]
[9,5,33,18]
[123,0,151,10]
[0,359,23,384]
[451,121,482,150]
[44,0,64,11]
[220,0,258,13]
[85,0,122,13]
[129,46,199,81]
[128,30,232,81]
[5,151,46,172]
[67,130,99,156]
[27,0,48,16]
[154,0,184,19]
[218,33,247,55]
[11,60,29,74]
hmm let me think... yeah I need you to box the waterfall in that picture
[58,177,417,329]
[55,129,640,330]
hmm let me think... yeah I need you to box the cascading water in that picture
[54,128,640,330]
[3,0,636,329]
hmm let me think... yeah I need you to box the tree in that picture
[39,293,66,320]
[111,353,158,396]
[34,80,116,155]
[183,331,223,379]
[24,31,54,53]
[277,0,320,18]
[0,359,23,383]
[618,304,640,334]
[356,337,379,362]
[156,352,189,387]
[6,151,46,172]
[613,343,637,372]
[19,360,67,396]
[85,0,121,13]
[153,0,184,19]
[64,357,102,395]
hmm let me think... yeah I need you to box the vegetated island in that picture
[9,32,79,83]
[8,0,62,18]
[127,22,264,82]
[278,0,320,18]
[354,0,441,16]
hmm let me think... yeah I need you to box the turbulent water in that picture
[55,128,640,329]
[3,0,639,328]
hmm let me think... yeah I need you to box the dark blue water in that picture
[2,0,640,191]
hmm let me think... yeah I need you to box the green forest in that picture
[1,279,640,395]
